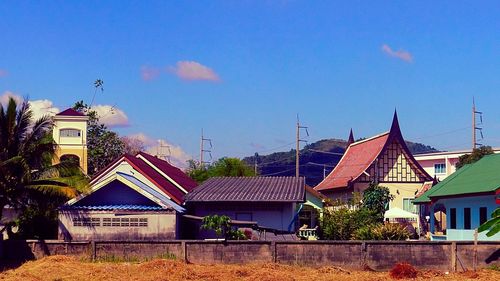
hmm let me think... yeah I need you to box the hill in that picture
[243,138,437,186]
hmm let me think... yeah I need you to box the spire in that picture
[346,128,355,147]
[390,109,401,134]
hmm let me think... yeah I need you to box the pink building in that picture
[414,148,500,181]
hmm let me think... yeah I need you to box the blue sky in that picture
[0,1,499,164]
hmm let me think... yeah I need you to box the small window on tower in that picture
[60,129,81,137]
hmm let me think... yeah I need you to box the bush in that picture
[389,262,418,279]
[321,206,378,240]
[351,224,381,240]
[372,223,410,240]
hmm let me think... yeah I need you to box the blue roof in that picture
[64,205,167,211]
[117,172,185,212]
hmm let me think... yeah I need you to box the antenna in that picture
[296,114,309,178]
[472,98,484,149]
[200,129,213,167]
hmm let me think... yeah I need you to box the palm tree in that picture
[0,97,86,238]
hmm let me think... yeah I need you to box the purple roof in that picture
[56,108,86,117]
[185,176,305,202]
[90,152,197,204]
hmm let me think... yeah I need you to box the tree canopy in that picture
[187,157,256,183]
[0,97,87,238]
[455,146,494,170]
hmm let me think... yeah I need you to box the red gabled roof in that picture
[315,132,389,191]
[315,111,432,192]
[136,152,197,192]
[89,152,197,204]
[56,108,85,117]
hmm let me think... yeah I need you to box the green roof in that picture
[414,154,500,204]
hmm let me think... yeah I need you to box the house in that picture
[183,176,305,239]
[314,111,434,213]
[413,153,500,241]
[414,148,500,181]
[52,108,89,174]
[58,152,197,241]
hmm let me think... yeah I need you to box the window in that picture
[434,163,446,174]
[479,207,488,225]
[464,208,471,229]
[73,216,148,227]
[402,198,418,214]
[60,129,81,137]
[450,208,457,229]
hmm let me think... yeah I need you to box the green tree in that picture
[187,157,256,183]
[362,183,394,222]
[0,97,86,238]
[200,215,246,240]
[456,146,494,170]
[478,207,500,237]
[73,101,125,176]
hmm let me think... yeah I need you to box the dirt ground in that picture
[0,255,498,281]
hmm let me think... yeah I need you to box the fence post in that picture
[271,241,277,263]
[181,241,187,263]
[90,240,96,262]
[473,229,478,271]
[361,242,367,268]
[450,242,457,272]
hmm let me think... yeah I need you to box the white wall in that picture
[59,210,177,240]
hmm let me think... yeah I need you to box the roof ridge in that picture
[350,131,389,146]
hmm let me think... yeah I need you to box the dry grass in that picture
[0,255,498,281]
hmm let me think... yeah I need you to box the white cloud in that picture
[169,61,220,82]
[381,44,413,63]
[128,133,192,169]
[29,99,60,118]
[140,66,161,81]
[0,92,60,119]
[91,105,129,127]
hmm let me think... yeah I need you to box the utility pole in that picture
[296,115,309,178]
[200,129,212,167]
[472,98,483,150]
[156,139,171,163]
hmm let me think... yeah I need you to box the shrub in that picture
[321,206,379,240]
[389,262,418,279]
[373,223,410,240]
[351,224,381,240]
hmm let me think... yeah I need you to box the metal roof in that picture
[63,205,166,211]
[185,176,305,202]
[414,154,500,204]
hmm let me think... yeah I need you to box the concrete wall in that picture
[1,240,498,272]
[58,210,177,241]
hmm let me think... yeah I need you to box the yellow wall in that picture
[53,116,88,174]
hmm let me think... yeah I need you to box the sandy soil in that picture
[0,255,498,281]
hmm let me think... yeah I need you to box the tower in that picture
[52,108,89,174]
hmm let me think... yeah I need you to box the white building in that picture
[414,148,500,181]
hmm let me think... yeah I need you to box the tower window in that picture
[60,129,81,137]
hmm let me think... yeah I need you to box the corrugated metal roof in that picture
[185,176,305,202]
[118,172,185,212]
[414,154,500,203]
[63,205,166,211]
